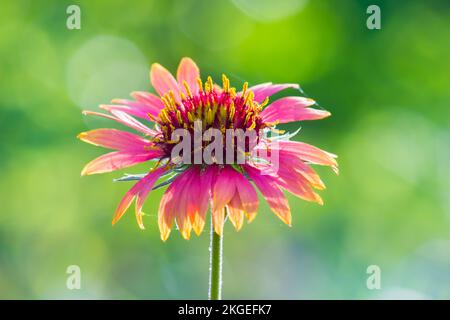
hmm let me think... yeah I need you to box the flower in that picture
[78,57,337,241]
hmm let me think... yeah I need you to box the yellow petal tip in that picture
[151,63,162,70]
[160,229,171,242]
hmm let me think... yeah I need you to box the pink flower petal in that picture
[189,166,216,236]
[150,63,180,97]
[267,140,338,171]
[112,167,166,228]
[83,110,157,136]
[77,129,151,151]
[260,96,330,124]
[256,148,326,190]
[105,97,161,120]
[249,83,300,103]
[226,193,245,231]
[130,91,164,110]
[158,169,192,241]
[134,167,166,229]
[184,167,202,234]
[111,186,135,228]
[81,150,163,176]
[280,152,326,190]
[276,161,323,205]
[185,167,201,218]
[233,171,259,222]
[99,104,145,119]
[177,57,200,95]
[212,166,237,234]
[157,187,176,241]
[244,164,292,226]
[212,166,237,213]
[174,167,200,240]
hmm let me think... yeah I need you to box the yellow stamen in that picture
[187,112,195,123]
[147,113,157,122]
[196,77,203,92]
[206,108,213,124]
[169,90,177,106]
[161,96,170,109]
[183,80,192,97]
[144,144,161,151]
[159,109,169,123]
[176,110,182,124]
[242,82,248,97]
[244,112,252,124]
[270,127,285,134]
[244,90,254,106]
[222,74,230,92]
[229,101,235,121]
[206,76,214,93]
[265,120,280,127]
[260,96,269,108]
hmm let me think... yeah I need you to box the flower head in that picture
[78,57,337,240]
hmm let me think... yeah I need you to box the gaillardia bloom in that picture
[78,58,337,241]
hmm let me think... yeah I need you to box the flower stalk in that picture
[208,211,223,300]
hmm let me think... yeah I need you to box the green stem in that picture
[208,215,223,300]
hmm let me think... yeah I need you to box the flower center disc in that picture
[153,75,270,165]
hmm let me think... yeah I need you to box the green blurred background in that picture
[1,0,449,299]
